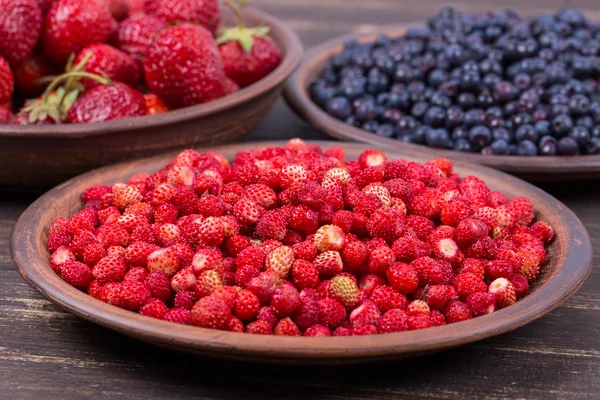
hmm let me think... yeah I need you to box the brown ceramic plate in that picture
[11,141,592,365]
[283,25,600,182]
[0,7,302,187]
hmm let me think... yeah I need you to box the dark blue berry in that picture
[516,124,539,143]
[468,125,493,148]
[569,126,590,145]
[517,140,538,156]
[376,124,396,138]
[557,136,580,155]
[552,114,574,137]
[326,97,352,120]
[454,138,473,152]
[585,137,600,154]
[362,120,380,133]
[490,139,510,154]
[423,106,447,127]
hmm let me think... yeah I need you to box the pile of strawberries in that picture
[0,0,281,125]
[47,139,554,336]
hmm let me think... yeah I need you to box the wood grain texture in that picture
[2,0,600,398]
[0,7,302,187]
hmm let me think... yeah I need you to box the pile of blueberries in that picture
[310,8,600,156]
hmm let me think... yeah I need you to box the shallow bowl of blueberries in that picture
[284,8,600,181]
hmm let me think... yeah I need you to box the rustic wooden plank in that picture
[1,0,600,398]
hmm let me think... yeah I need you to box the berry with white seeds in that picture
[406,300,430,316]
[377,309,409,333]
[358,149,386,168]
[170,267,196,292]
[432,238,464,267]
[245,184,278,209]
[466,292,497,317]
[304,325,332,336]
[278,164,307,189]
[328,275,359,308]
[488,278,517,309]
[313,224,346,253]
[367,246,395,276]
[313,250,343,277]
[349,300,380,326]
[192,248,223,274]
[504,197,534,226]
[113,185,143,209]
[265,245,294,278]
[386,262,419,295]
[271,282,301,317]
[443,299,473,323]
[194,270,223,298]
[454,218,489,248]
[191,296,231,330]
[50,246,76,274]
[233,289,260,321]
[323,167,351,186]
[92,254,127,282]
[233,196,264,224]
[60,260,93,289]
[246,271,284,304]
[530,221,555,244]
[198,216,225,246]
[156,223,180,247]
[292,259,320,289]
[147,247,181,277]
[362,183,391,206]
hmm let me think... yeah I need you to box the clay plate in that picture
[11,141,592,365]
[283,25,600,182]
[0,7,303,187]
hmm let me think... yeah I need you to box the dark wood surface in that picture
[2,0,599,398]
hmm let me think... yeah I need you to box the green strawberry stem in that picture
[218,0,270,53]
[41,71,110,100]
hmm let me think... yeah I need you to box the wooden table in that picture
[2,1,600,398]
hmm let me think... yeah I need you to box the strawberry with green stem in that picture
[217,0,281,88]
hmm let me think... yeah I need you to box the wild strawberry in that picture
[271,283,301,317]
[233,196,264,224]
[332,326,351,336]
[60,260,93,289]
[349,300,380,326]
[50,246,76,274]
[246,320,273,334]
[465,237,497,260]
[357,274,385,297]
[124,267,149,283]
[197,216,225,247]
[466,292,496,317]
[224,316,242,332]
[510,274,530,298]
[278,164,307,189]
[351,323,378,335]
[328,275,359,308]
[0,0,42,67]
[254,211,287,241]
[147,247,180,277]
[406,300,430,317]
[356,149,386,168]
[68,231,97,259]
[530,221,554,244]
[313,251,343,277]
[163,308,192,325]
[196,195,226,218]
[425,285,457,310]
[144,0,220,33]
[304,325,332,336]
[391,237,431,263]
[231,289,258,321]
[432,238,464,267]
[273,317,301,336]
[454,218,489,248]
[191,295,230,330]
[139,299,168,319]
[291,260,319,289]
[245,184,277,209]
[405,215,436,242]
[112,15,165,65]
[92,254,127,283]
[211,286,238,310]
[485,260,515,281]
[170,267,196,292]
[286,205,318,235]
[488,278,517,309]
[313,224,345,253]
[316,298,347,328]
[364,246,393,276]
[504,197,534,226]
[193,270,222,298]
[411,256,445,286]
[370,285,408,313]
[375,308,408,333]
[174,291,197,310]
[247,271,283,305]
[453,273,487,299]
[144,271,172,302]
[87,279,104,300]
[443,299,473,323]
[264,245,294,278]
[144,24,228,108]
[440,199,471,227]
[74,44,141,89]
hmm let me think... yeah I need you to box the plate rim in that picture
[282,25,600,179]
[11,140,593,364]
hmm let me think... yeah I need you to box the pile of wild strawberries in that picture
[0,0,281,125]
[47,139,554,336]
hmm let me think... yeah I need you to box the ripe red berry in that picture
[444,300,473,323]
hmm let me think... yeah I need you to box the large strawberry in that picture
[143,0,220,33]
[144,23,229,109]
[0,0,43,67]
[67,82,145,123]
[0,56,14,106]
[111,15,165,66]
[216,1,281,88]
[13,52,56,97]
[42,0,115,65]
[74,44,141,89]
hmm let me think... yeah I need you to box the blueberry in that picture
[535,120,551,136]
[569,126,590,145]
[513,73,532,90]
[445,44,466,66]
[411,102,429,119]
[459,70,481,91]
[362,120,380,133]
[398,115,417,132]
[413,125,430,144]
[585,137,600,154]
[383,108,402,125]
[376,124,396,138]
[493,128,512,142]
[468,125,493,148]
[490,139,510,154]
[430,92,452,108]
[366,69,389,94]
[310,81,336,107]
[452,126,469,141]
[592,125,600,138]
[569,94,591,116]
[576,116,594,129]
[457,93,476,109]
[375,56,396,75]
[428,69,448,87]
[454,138,473,152]
[517,140,538,156]
[464,108,486,126]
[516,124,539,143]
[493,81,516,103]
[519,89,540,112]
[539,138,558,155]
[557,136,580,155]
[426,128,451,148]
[353,100,375,122]
[326,97,352,120]
[394,64,415,83]
[446,107,465,128]
[423,106,447,127]
[440,79,460,96]
[552,114,574,137]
